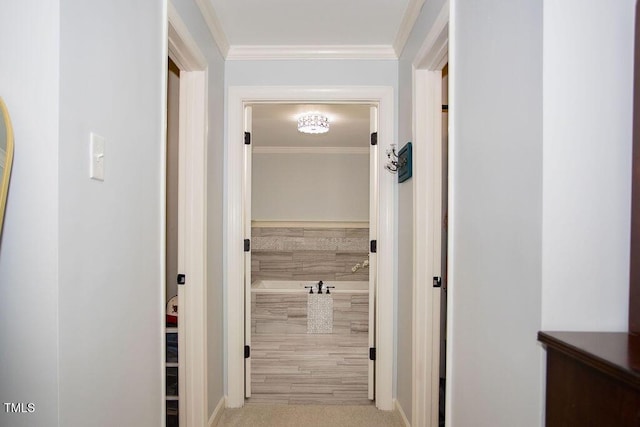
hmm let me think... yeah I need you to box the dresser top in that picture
[539,331,640,389]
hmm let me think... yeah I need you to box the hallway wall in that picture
[541,0,634,331]
[449,1,543,425]
[57,0,165,425]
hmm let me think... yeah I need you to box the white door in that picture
[368,106,378,400]
[243,106,253,398]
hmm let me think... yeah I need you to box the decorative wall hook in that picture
[385,144,409,174]
[385,144,400,173]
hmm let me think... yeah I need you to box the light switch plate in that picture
[90,132,105,181]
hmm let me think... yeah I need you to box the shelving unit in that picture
[166,325,179,427]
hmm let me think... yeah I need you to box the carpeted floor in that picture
[218,404,406,427]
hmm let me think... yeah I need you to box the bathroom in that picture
[247,103,374,405]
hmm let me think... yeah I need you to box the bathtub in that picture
[251,280,368,294]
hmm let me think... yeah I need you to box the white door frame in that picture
[411,1,449,426]
[168,3,209,426]
[225,86,396,410]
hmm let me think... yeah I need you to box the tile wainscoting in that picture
[251,226,370,283]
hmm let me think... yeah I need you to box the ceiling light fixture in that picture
[297,113,329,134]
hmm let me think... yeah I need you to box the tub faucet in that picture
[317,281,324,294]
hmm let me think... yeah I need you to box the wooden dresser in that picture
[538,331,640,426]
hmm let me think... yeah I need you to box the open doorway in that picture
[226,86,396,410]
[243,104,377,405]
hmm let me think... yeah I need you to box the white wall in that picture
[171,0,227,416]
[0,1,60,426]
[450,1,543,425]
[225,60,398,88]
[252,152,369,222]
[57,1,165,425]
[541,0,634,331]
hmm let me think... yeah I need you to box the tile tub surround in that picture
[250,290,370,405]
[251,293,369,335]
[251,227,370,282]
[250,333,370,405]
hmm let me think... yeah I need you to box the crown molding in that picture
[253,146,369,155]
[226,45,398,61]
[393,0,427,57]
[195,0,230,57]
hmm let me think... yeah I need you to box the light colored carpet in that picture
[218,404,406,427]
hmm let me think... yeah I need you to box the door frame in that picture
[225,85,396,410]
[411,1,449,425]
[168,3,209,426]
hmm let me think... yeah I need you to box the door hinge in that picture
[370,240,377,253]
[177,274,186,285]
[244,239,250,252]
[370,132,378,146]
[433,276,442,288]
[244,131,251,145]
[369,347,376,361]
[244,345,250,358]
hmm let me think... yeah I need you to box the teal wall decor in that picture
[398,142,412,183]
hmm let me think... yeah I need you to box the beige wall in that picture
[252,152,370,222]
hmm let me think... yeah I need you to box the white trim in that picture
[412,2,449,70]
[368,106,378,401]
[243,106,253,397]
[226,45,398,61]
[445,2,456,425]
[251,220,369,229]
[207,396,225,427]
[168,2,207,70]
[179,70,209,427]
[194,0,230,57]
[394,399,412,427]
[225,86,395,410]
[160,3,169,425]
[411,67,442,427]
[393,0,427,57]
[252,146,369,155]
[168,8,209,427]
[411,2,448,425]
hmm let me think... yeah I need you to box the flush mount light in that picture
[297,113,329,134]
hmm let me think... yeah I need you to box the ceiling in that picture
[200,0,424,58]
[209,0,411,46]
[251,104,372,148]
[198,1,424,147]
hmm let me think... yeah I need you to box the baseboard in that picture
[207,396,225,427]
[394,399,411,427]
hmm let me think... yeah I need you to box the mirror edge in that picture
[0,97,14,236]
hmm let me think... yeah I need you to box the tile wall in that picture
[251,226,370,282]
